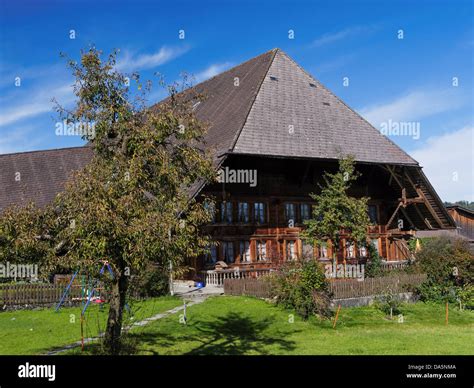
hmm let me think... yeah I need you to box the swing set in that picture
[55,260,115,351]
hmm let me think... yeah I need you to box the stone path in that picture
[45,285,223,355]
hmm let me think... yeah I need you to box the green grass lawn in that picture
[0,296,182,355]
[127,296,474,355]
[1,295,473,355]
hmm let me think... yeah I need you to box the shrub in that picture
[269,260,330,320]
[457,283,474,310]
[365,243,383,278]
[375,288,403,317]
[413,236,473,303]
[128,264,169,298]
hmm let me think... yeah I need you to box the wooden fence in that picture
[328,273,427,299]
[224,273,427,300]
[0,283,104,306]
[224,278,272,298]
[380,260,410,271]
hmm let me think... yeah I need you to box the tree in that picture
[302,157,371,264]
[0,203,54,274]
[0,47,216,353]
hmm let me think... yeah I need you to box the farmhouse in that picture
[0,49,455,283]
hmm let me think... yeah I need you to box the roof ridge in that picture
[228,48,278,153]
[276,50,419,166]
[0,145,89,158]
[446,204,474,214]
[187,48,278,93]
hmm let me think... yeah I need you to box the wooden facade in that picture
[447,206,474,241]
[193,155,434,274]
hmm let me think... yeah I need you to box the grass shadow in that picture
[186,311,298,355]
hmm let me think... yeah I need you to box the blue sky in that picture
[0,0,472,201]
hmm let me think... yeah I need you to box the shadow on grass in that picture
[129,311,298,355]
[187,312,298,355]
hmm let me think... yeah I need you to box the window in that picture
[286,240,297,260]
[254,202,265,224]
[222,242,234,263]
[300,204,311,222]
[371,239,380,255]
[205,245,217,263]
[285,203,296,225]
[359,244,367,258]
[204,201,216,223]
[239,241,251,262]
[256,241,267,261]
[368,205,378,224]
[220,202,233,224]
[238,202,249,223]
[319,242,329,259]
[302,242,314,259]
[346,241,356,258]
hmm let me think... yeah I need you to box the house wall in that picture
[447,208,474,241]
[194,155,413,273]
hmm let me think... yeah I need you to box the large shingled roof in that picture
[232,50,417,165]
[174,48,418,165]
[1,48,436,214]
[0,146,93,211]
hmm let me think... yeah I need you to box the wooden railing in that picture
[200,268,273,286]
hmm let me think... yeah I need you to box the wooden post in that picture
[333,305,341,329]
[81,315,84,351]
[445,301,449,326]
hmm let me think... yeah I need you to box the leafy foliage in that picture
[302,157,371,261]
[0,204,56,280]
[365,243,383,278]
[0,47,216,353]
[375,288,403,316]
[269,260,330,320]
[457,284,474,309]
[413,236,473,304]
[128,264,169,298]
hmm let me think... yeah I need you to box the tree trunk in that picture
[104,271,128,354]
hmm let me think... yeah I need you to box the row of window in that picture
[205,201,379,225]
[206,240,268,263]
[205,239,380,264]
[205,201,267,224]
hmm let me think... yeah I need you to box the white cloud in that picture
[0,84,74,127]
[0,62,65,89]
[310,25,378,47]
[411,126,474,202]
[144,62,233,103]
[360,89,466,127]
[193,62,233,84]
[116,46,189,72]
